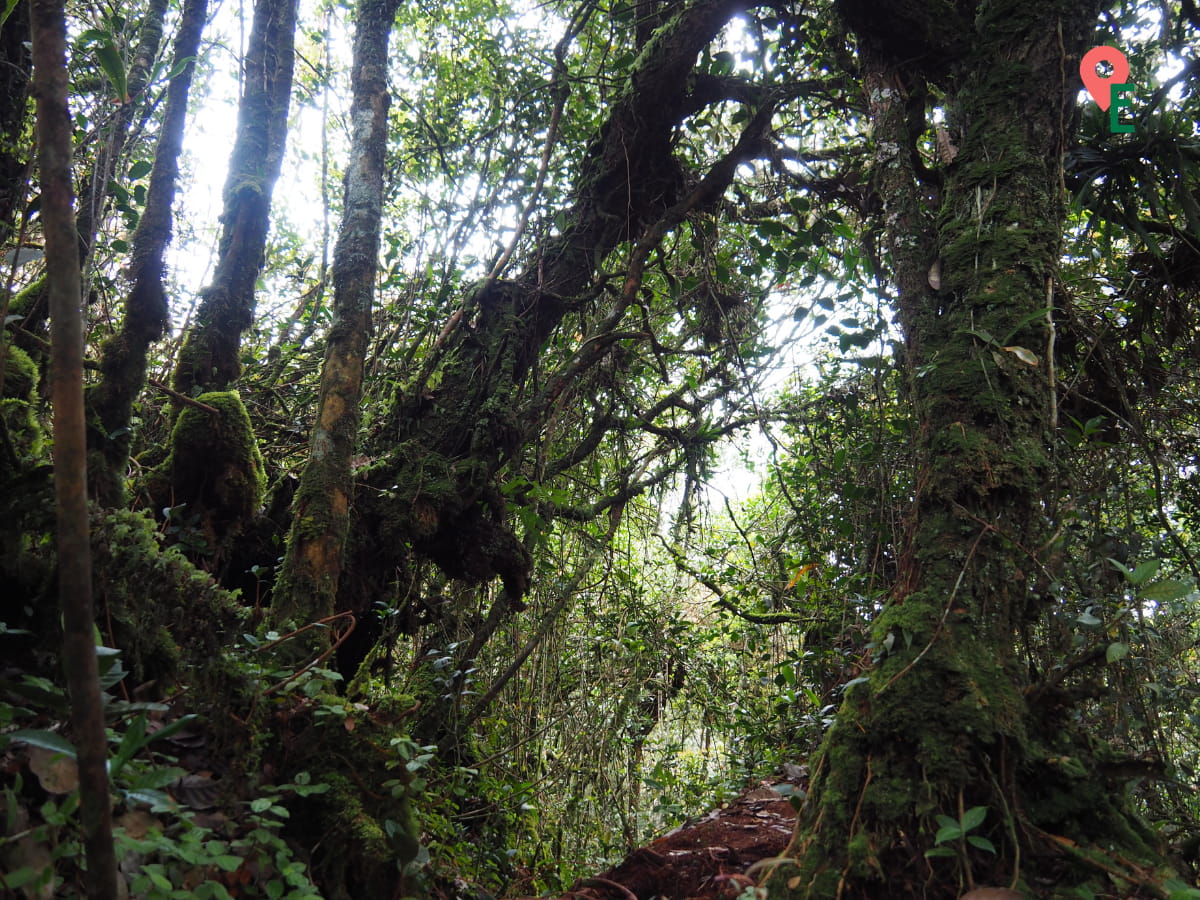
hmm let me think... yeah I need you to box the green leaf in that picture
[1139,579,1191,603]
[934,823,962,844]
[924,846,956,858]
[0,678,69,714]
[0,866,47,889]
[967,835,996,853]
[126,788,173,808]
[7,729,77,758]
[0,0,19,28]
[1129,559,1160,584]
[78,30,128,102]
[166,55,197,80]
[962,327,996,345]
[128,160,152,179]
[145,714,199,745]
[1106,641,1129,663]
[94,38,129,102]
[1107,557,1133,579]
[960,805,987,831]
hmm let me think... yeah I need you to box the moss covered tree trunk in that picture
[768,3,1166,897]
[86,0,209,506]
[271,0,400,631]
[338,0,768,678]
[146,0,295,556]
[172,0,297,396]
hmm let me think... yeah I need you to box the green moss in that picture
[142,390,266,553]
[325,774,391,861]
[91,508,247,684]
[7,274,45,319]
[1,342,43,464]
[2,342,37,396]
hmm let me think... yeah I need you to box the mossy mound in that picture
[141,390,266,557]
[1,341,43,466]
[91,507,247,685]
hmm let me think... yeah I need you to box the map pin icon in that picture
[1080,46,1130,111]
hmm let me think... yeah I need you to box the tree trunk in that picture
[30,0,117,893]
[87,0,209,506]
[171,0,298,396]
[767,3,1165,897]
[271,0,400,631]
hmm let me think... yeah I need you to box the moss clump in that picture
[141,390,266,556]
[1,341,43,465]
[6,274,46,320]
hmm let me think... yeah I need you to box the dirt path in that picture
[545,783,799,900]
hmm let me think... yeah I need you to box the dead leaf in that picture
[115,809,159,840]
[170,773,222,809]
[27,746,78,795]
[1002,345,1038,366]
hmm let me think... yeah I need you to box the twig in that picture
[261,611,358,695]
[148,378,219,413]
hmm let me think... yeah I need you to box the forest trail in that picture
[519,784,798,900]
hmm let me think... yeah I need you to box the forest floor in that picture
[520,783,799,900]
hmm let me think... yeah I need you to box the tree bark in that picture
[30,0,117,894]
[271,0,400,630]
[172,0,298,396]
[87,0,210,506]
[766,3,1163,897]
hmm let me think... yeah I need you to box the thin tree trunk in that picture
[29,0,117,894]
[75,0,171,273]
[172,0,298,396]
[271,0,400,629]
[88,0,210,506]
